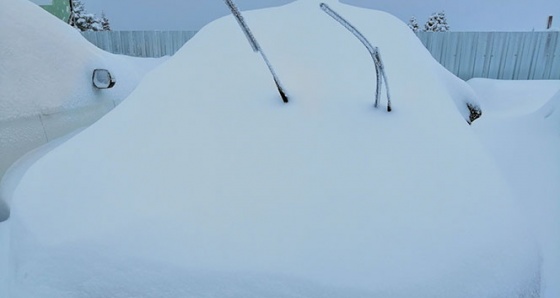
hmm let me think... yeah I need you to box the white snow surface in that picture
[468,78,560,118]
[470,79,560,298]
[0,0,162,121]
[3,1,543,297]
[0,0,165,181]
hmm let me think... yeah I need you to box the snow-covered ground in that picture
[0,0,166,181]
[1,0,558,297]
[469,78,560,298]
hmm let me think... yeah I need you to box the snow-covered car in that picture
[0,0,165,182]
[2,0,555,297]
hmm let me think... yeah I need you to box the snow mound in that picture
[0,0,164,180]
[468,78,560,118]
[471,79,560,298]
[7,1,539,297]
[0,0,162,121]
[434,65,481,123]
[539,89,560,128]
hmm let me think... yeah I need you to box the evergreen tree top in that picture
[71,0,111,32]
[424,11,450,32]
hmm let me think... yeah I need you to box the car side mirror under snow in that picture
[92,69,116,89]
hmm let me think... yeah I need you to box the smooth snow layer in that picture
[0,128,84,222]
[0,222,8,298]
[471,79,560,298]
[434,64,480,122]
[5,1,540,297]
[0,0,165,179]
[468,78,560,118]
[0,0,162,121]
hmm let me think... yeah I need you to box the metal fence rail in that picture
[82,31,560,80]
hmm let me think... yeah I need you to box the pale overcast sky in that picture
[85,0,559,32]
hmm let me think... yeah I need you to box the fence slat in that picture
[551,36,560,79]
[416,31,559,80]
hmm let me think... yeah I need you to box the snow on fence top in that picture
[82,30,560,80]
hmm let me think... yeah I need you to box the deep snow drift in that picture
[469,79,560,118]
[0,0,165,180]
[470,78,560,298]
[3,1,542,297]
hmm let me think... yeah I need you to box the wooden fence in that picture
[82,31,560,80]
